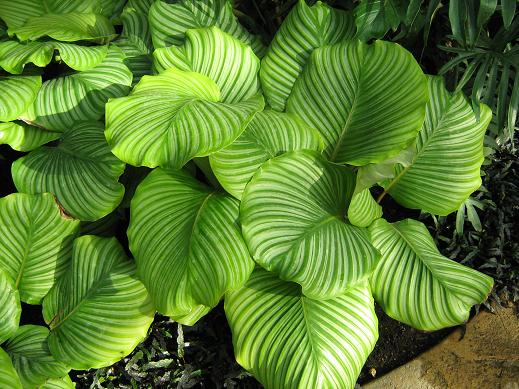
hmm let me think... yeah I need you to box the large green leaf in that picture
[21,47,132,132]
[149,0,264,56]
[5,325,70,388]
[0,193,79,304]
[115,0,154,84]
[12,121,125,221]
[42,236,154,370]
[128,168,254,325]
[260,0,355,111]
[41,375,75,389]
[0,41,108,74]
[240,150,379,299]
[0,75,41,122]
[347,188,383,228]
[105,68,264,169]
[0,122,59,152]
[287,39,427,165]
[153,27,261,103]
[210,110,323,199]
[225,268,378,389]
[354,0,409,41]
[0,269,20,344]
[369,218,494,331]
[378,76,492,215]
[0,348,22,389]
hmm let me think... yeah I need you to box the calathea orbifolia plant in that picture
[101,0,494,388]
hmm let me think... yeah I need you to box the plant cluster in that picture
[0,0,501,388]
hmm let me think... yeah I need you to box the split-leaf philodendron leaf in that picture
[149,0,265,56]
[287,39,427,165]
[260,0,355,111]
[225,268,378,389]
[129,168,253,325]
[0,347,22,389]
[0,193,79,304]
[210,110,324,199]
[241,150,379,299]
[12,121,126,221]
[4,325,70,388]
[369,218,494,330]
[43,236,155,370]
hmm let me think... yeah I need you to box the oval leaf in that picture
[260,0,355,111]
[225,268,378,389]
[240,150,379,299]
[287,39,427,165]
[0,75,41,122]
[149,0,264,55]
[5,325,70,388]
[12,121,126,221]
[21,47,132,132]
[0,193,79,304]
[369,218,494,331]
[0,122,59,152]
[380,76,492,215]
[128,168,254,325]
[210,110,323,199]
[0,269,21,344]
[0,348,22,389]
[105,67,264,169]
[348,188,383,228]
[43,236,155,370]
[42,375,75,389]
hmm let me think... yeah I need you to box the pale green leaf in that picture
[348,188,383,228]
[105,67,264,169]
[5,325,70,388]
[0,348,22,389]
[0,41,108,74]
[128,168,254,325]
[0,75,41,122]
[153,27,261,103]
[381,76,491,215]
[240,150,379,299]
[149,0,265,56]
[210,110,324,199]
[21,47,132,132]
[369,218,494,330]
[0,193,79,304]
[0,269,20,344]
[260,0,355,111]
[225,268,378,389]
[287,39,427,165]
[0,121,59,152]
[43,236,154,370]
[12,121,125,221]
[42,375,75,389]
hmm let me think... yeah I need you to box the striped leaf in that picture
[153,27,261,103]
[225,268,378,389]
[149,0,265,56]
[7,12,115,44]
[240,150,379,299]
[115,0,154,85]
[210,110,323,199]
[4,325,70,389]
[287,39,427,165]
[0,41,108,74]
[348,188,383,228]
[42,236,155,370]
[0,348,22,389]
[260,0,355,111]
[380,76,492,215]
[0,122,59,152]
[42,375,75,389]
[128,168,253,325]
[105,67,264,169]
[369,218,494,331]
[0,75,41,122]
[0,193,79,304]
[21,47,132,132]
[12,121,126,221]
[0,269,20,344]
